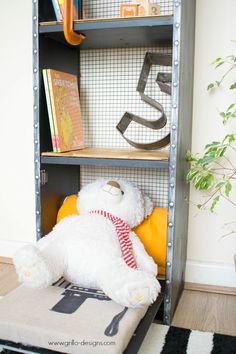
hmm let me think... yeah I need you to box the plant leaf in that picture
[223,134,236,144]
[217,146,227,157]
[194,173,214,190]
[205,141,220,149]
[186,168,200,182]
[226,103,235,111]
[186,150,197,163]
[207,83,215,91]
[198,154,216,165]
[225,181,232,197]
[211,57,222,65]
[220,112,226,118]
[207,81,221,90]
[210,195,220,212]
[230,82,236,90]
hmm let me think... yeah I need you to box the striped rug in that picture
[139,324,236,354]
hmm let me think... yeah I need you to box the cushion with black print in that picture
[0,280,148,354]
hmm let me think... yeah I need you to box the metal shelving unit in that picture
[33,0,196,344]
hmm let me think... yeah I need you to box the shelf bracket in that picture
[40,169,48,186]
[63,0,86,46]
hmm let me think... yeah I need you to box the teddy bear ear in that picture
[143,194,154,218]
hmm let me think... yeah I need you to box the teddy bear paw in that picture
[110,270,161,308]
[13,245,52,288]
[128,274,161,307]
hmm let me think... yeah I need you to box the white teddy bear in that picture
[14,179,161,308]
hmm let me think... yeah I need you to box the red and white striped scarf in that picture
[90,210,137,269]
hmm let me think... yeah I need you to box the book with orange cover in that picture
[46,69,84,153]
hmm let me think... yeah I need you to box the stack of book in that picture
[51,0,80,21]
[43,69,84,153]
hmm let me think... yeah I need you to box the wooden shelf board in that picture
[41,147,169,168]
[42,147,169,160]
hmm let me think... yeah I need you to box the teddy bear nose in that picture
[107,181,121,189]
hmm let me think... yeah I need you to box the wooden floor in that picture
[0,262,235,337]
[172,289,236,337]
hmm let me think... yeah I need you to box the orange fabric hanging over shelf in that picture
[63,0,85,46]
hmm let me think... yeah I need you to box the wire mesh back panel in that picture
[80,47,172,148]
[80,45,171,206]
[80,166,169,207]
[83,0,173,19]
[80,0,173,205]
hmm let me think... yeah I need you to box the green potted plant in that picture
[187,53,236,214]
[186,52,236,268]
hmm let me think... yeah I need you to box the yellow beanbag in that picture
[56,195,167,275]
[134,208,167,276]
[57,194,79,224]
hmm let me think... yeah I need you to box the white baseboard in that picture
[0,240,31,258]
[185,260,236,288]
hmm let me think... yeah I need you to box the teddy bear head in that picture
[77,178,153,228]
